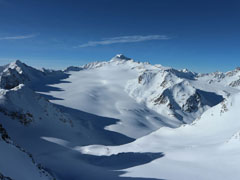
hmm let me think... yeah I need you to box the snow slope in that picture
[0,59,139,180]
[79,92,240,180]
[0,123,54,180]
[0,55,240,180]
[43,54,229,138]
[198,67,240,88]
[46,55,180,138]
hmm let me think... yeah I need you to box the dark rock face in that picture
[220,100,228,114]
[0,68,26,89]
[115,54,131,60]
[0,124,11,143]
[0,108,33,125]
[182,92,201,113]
[154,94,168,105]
[154,91,201,113]
[160,80,167,88]
[0,172,13,180]
[229,79,240,87]
[153,88,223,115]
[64,66,83,72]
[138,75,143,84]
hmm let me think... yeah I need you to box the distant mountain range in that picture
[0,55,239,180]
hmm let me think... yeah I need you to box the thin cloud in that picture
[0,34,38,40]
[76,35,170,48]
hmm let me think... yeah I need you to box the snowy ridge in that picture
[198,67,240,88]
[79,92,240,180]
[0,84,72,126]
[0,123,54,180]
[126,63,223,124]
[53,54,212,137]
[0,60,67,91]
[0,55,240,180]
[64,54,224,126]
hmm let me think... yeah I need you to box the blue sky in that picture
[0,0,239,72]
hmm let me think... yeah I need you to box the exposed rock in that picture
[220,99,228,114]
[182,92,201,112]
[229,79,240,87]
[0,124,11,143]
[0,108,33,125]
[0,172,13,180]
[0,68,26,89]
[154,94,168,105]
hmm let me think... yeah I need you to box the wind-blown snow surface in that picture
[0,123,53,180]
[46,55,184,138]
[79,93,240,180]
[0,55,240,180]
[44,55,226,138]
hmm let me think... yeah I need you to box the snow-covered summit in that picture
[2,55,236,132]
[198,66,240,88]
[0,60,43,90]
[42,55,239,138]
[0,60,68,91]
[0,55,240,180]
[110,54,132,61]
[126,65,223,124]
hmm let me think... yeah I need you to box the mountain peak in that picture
[15,59,23,64]
[12,59,24,66]
[9,60,26,69]
[111,54,132,61]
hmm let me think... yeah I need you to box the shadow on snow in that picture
[28,71,165,180]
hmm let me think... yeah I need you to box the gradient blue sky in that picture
[0,0,239,72]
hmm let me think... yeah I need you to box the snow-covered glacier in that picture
[0,54,240,180]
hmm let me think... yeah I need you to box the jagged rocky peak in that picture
[8,60,27,73]
[153,81,201,112]
[0,60,33,89]
[127,64,224,124]
[1,59,68,88]
[13,59,24,66]
[137,66,197,87]
[110,54,132,61]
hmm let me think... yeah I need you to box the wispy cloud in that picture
[0,34,38,40]
[76,35,170,48]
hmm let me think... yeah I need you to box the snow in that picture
[0,141,52,180]
[0,55,240,180]
[44,57,183,138]
[0,122,53,180]
[79,92,240,180]
[41,137,70,147]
